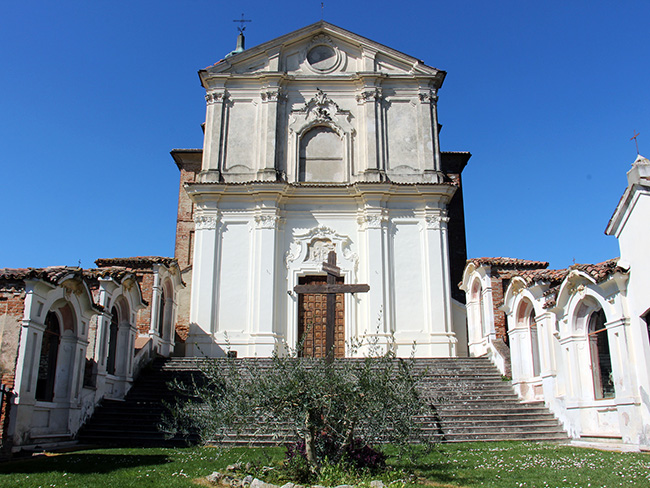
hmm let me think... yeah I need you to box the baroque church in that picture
[1,21,649,453]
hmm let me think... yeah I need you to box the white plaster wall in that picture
[613,187,650,446]
[187,191,459,358]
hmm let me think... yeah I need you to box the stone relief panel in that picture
[306,239,336,263]
[285,225,358,272]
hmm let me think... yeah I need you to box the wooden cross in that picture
[294,251,369,360]
[233,13,251,33]
[631,130,641,155]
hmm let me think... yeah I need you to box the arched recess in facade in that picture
[554,271,622,403]
[87,270,146,401]
[13,272,100,445]
[571,296,615,400]
[470,277,486,338]
[150,264,183,357]
[514,297,541,378]
[105,296,132,378]
[298,125,345,183]
[501,280,547,401]
[460,264,493,357]
[288,90,355,184]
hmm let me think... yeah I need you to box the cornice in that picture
[184,181,458,204]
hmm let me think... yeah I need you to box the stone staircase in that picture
[77,357,567,446]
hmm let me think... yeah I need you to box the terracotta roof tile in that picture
[467,257,549,270]
[95,256,176,269]
[0,266,84,287]
[83,267,134,282]
[569,258,622,283]
[515,268,568,286]
[539,259,623,309]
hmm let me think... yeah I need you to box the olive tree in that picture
[165,339,430,473]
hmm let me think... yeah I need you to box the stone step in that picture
[78,357,567,446]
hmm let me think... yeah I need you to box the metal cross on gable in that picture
[233,13,252,34]
[631,130,641,155]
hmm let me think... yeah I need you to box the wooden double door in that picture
[297,275,345,358]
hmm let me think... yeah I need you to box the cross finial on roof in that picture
[321,2,325,20]
[233,13,252,34]
[631,130,641,155]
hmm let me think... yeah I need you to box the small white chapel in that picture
[460,154,650,449]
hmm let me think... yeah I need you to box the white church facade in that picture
[172,21,470,359]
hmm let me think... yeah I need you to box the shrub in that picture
[164,337,430,474]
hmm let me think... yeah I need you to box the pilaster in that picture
[187,212,222,355]
[417,87,442,179]
[199,89,228,182]
[357,207,390,339]
[421,208,456,355]
[258,83,284,181]
[14,319,44,403]
[356,84,385,181]
[250,209,282,355]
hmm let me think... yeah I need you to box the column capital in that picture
[418,90,438,104]
[357,209,389,230]
[260,88,286,103]
[356,87,383,105]
[254,214,282,229]
[205,90,228,105]
[422,209,449,230]
[194,214,219,230]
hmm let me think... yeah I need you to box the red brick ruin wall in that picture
[0,291,25,450]
[135,271,155,335]
[174,159,200,270]
[173,155,200,342]
[490,276,508,343]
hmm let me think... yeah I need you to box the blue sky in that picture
[1,1,648,270]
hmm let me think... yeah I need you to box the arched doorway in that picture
[106,307,119,375]
[297,275,345,358]
[470,278,486,339]
[588,308,615,399]
[517,299,541,377]
[35,311,61,402]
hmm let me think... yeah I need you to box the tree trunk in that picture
[304,410,319,472]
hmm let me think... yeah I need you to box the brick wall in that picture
[0,290,25,452]
[490,276,508,344]
[135,271,155,335]
[173,151,201,271]
[171,150,201,343]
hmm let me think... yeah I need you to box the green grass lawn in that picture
[0,442,648,488]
